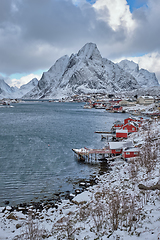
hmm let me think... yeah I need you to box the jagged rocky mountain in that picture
[118,60,159,87]
[24,43,159,99]
[0,78,38,99]
[1,43,159,99]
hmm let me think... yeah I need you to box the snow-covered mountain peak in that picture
[2,42,159,100]
[118,59,159,87]
[77,42,102,61]
[118,59,139,72]
[0,77,38,99]
[19,78,38,91]
[0,78,13,94]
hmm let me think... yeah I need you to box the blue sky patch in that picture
[126,0,148,12]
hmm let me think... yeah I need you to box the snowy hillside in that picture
[24,43,159,99]
[0,78,38,99]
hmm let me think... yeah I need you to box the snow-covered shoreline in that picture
[0,117,160,239]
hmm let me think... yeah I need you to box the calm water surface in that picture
[0,102,128,206]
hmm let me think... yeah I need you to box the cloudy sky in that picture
[0,0,160,87]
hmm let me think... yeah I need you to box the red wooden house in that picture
[123,148,140,159]
[122,121,139,133]
[110,105,123,112]
[108,142,124,155]
[93,102,106,108]
[112,120,124,129]
[124,117,143,127]
[116,129,128,138]
[109,99,122,105]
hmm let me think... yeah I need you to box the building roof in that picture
[124,147,140,152]
[123,121,139,128]
[126,116,143,121]
[116,129,128,133]
[114,120,123,125]
[112,105,121,108]
[140,96,154,99]
[109,142,124,149]
[109,141,134,150]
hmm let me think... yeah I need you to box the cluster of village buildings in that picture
[110,116,144,159]
[73,113,157,162]
[83,95,160,114]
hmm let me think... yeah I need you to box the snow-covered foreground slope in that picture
[0,117,160,240]
[0,78,38,99]
[24,43,159,99]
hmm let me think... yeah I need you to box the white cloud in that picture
[11,73,41,88]
[93,0,136,32]
[0,0,160,87]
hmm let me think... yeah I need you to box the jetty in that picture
[95,131,116,141]
[72,147,111,162]
[95,131,114,134]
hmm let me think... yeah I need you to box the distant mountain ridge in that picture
[118,60,158,87]
[0,78,38,99]
[24,43,159,99]
[0,43,159,99]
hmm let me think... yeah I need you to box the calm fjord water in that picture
[0,102,128,206]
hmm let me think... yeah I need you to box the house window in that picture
[132,128,135,130]
[134,152,139,155]
[126,152,130,155]
[125,128,127,130]
[115,149,121,152]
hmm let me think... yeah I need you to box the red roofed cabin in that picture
[112,120,124,129]
[124,117,143,127]
[116,129,128,138]
[108,142,123,155]
[109,99,122,105]
[123,148,140,159]
[122,121,139,133]
[111,105,123,112]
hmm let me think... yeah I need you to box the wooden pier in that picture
[72,147,111,162]
[95,131,114,134]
